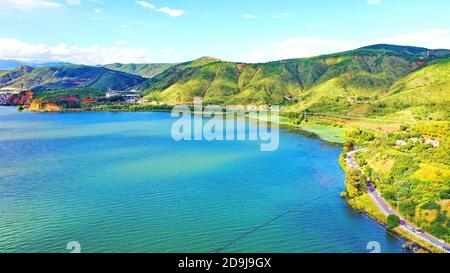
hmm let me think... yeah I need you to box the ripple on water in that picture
[0,109,406,253]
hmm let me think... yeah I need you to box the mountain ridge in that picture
[1,44,449,123]
[132,45,450,107]
[0,64,146,91]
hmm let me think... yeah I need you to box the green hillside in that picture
[0,65,146,91]
[0,65,34,87]
[104,63,175,78]
[344,122,450,245]
[135,45,450,106]
[364,58,450,122]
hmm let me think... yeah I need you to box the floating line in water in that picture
[213,192,335,253]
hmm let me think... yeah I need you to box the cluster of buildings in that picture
[396,137,440,148]
[0,92,14,105]
[227,105,280,113]
[105,89,141,103]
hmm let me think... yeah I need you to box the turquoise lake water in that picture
[0,106,406,253]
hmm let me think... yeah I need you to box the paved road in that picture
[345,149,450,253]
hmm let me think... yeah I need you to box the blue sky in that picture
[0,0,449,64]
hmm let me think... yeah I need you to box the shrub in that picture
[398,200,417,217]
[421,200,440,210]
[387,215,401,229]
[346,168,367,195]
[440,189,450,199]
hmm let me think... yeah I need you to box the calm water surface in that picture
[0,106,405,253]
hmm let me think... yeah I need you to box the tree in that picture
[400,125,409,131]
[344,139,356,152]
[346,168,367,196]
[399,200,417,218]
[387,215,401,229]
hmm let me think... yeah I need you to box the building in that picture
[0,92,14,105]
[124,94,141,103]
[106,89,141,102]
[396,137,440,148]
[396,140,407,146]
[425,139,440,147]
[106,90,123,98]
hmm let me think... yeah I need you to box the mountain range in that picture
[1,44,449,122]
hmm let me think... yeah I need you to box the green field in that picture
[299,125,344,144]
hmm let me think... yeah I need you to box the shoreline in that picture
[14,104,346,145]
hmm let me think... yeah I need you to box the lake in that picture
[0,106,406,253]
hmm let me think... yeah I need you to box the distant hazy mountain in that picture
[0,65,146,91]
[0,60,27,70]
[104,63,175,78]
[0,60,73,70]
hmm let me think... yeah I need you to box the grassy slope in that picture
[365,58,450,122]
[33,88,105,101]
[0,65,34,88]
[357,122,450,243]
[299,125,345,144]
[104,63,175,78]
[137,46,450,108]
[294,57,450,249]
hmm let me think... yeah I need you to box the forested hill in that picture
[0,65,146,91]
[1,44,449,123]
[104,63,175,78]
[132,45,449,108]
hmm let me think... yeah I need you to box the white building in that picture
[106,91,123,98]
[396,140,407,146]
[425,139,440,147]
[124,94,141,103]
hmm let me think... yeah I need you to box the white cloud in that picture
[91,8,103,20]
[373,29,450,49]
[243,14,258,19]
[136,1,185,17]
[0,38,160,65]
[367,0,381,5]
[66,0,81,6]
[157,7,185,17]
[136,0,155,10]
[0,0,62,10]
[245,38,360,62]
[1,29,449,65]
[273,12,290,19]
[234,28,450,63]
